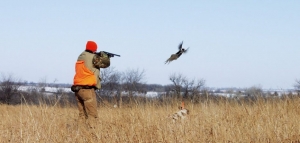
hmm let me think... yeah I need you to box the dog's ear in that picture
[186,109,189,114]
[178,106,182,110]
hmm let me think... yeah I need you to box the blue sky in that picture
[0,1,299,89]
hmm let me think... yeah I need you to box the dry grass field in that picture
[1,96,300,143]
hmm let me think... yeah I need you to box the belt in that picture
[78,85,95,89]
[71,85,95,92]
[75,85,96,89]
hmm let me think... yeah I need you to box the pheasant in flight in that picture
[165,41,189,64]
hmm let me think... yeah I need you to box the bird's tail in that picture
[165,59,170,64]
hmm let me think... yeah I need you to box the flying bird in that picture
[165,41,189,64]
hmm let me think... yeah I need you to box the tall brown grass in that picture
[1,96,300,143]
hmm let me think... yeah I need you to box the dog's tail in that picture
[181,101,185,109]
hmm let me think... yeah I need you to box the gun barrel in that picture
[103,51,121,57]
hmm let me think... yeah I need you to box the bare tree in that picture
[169,73,186,97]
[244,85,263,97]
[122,68,146,96]
[38,76,48,93]
[100,67,121,95]
[182,78,205,99]
[295,79,300,94]
[0,73,22,104]
[120,68,146,106]
[100,67,122,106]
[169,73,205,101]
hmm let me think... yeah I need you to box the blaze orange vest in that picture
[73,61,97,86]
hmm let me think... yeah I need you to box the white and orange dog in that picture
[171,102,189,123]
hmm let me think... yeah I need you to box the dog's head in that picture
[178,101,189,115]
[181,108,189,115]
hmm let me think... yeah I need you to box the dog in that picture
[171,102,189,123]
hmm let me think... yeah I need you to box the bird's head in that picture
[183,47,189,53]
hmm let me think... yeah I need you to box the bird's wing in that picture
[183,47,189,53]
[178,41,183,50]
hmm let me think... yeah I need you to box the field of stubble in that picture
[1,97,300,143]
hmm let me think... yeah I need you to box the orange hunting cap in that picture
[86,41,97,52]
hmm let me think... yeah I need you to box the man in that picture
[72,40,109,129]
